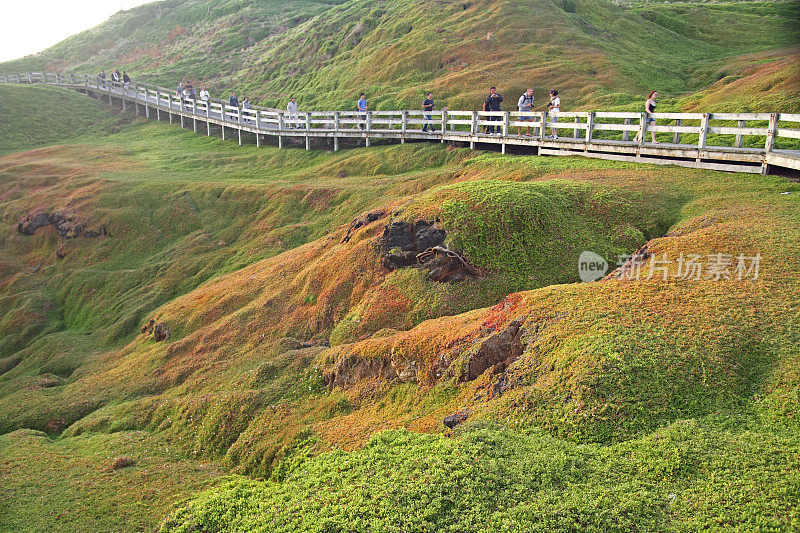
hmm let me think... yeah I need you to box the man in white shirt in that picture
[199,88,210,102]
[517,88,534,136]
[287,97,299,129]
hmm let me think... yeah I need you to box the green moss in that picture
[162,418,800,532]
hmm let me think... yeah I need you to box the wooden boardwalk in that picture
[2,72,800,175]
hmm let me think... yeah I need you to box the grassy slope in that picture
[0,0,798,111]
[0,85,798,530]
[0,85,130,154]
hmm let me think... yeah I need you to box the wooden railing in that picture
[2,72,799,174]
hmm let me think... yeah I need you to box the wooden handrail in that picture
[2,71,799,174]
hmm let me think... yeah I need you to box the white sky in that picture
[0,0,154,63]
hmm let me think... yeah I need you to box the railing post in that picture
[636,113,646,147]
[168,94,173,123]
[585,111,595,143]
[470,111,477,149]
[206,103,211,137]
[365,111,372,147]
[764,113,777,153]
[441,110,447,141]
[698,113,710,150]
[400,110,408,144]
[305,113,311,150]
[333,111,340,151]
[673,118,681,145]
[501,111,509,154]
[221,107,226,140]
[277,113,284,148]
[763,113,778,174]
[237,108,242,146]
[540,112,548,139]
[255,111,261,147]
[735,119,745,148]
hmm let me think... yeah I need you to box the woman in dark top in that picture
[422,92,436,132]
[635,91,658,144]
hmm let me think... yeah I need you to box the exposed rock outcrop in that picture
[443,409,471,429]
[324,354,397,389]
[17,209,107,239]
[17,210,51,235]
[342,208,388,243]
[153,323,169,342]
[460,318,525,383]
[382,219,475,282]
[141,319,169,342]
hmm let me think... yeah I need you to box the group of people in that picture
[352,87,563,137]
[465,86,561,137]
[105,72,658,141]
[99,69,130,89]
[177,82,210,102]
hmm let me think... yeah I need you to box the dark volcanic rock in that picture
[383,221,417,269]
[153,322,169,342]
[141,319,155,335]
[443,410,471,429]
[17,209,107,239]
[421,248,473,282]
[342,208,388,243]
[17,210,51,235]
[414,221,446,252]
[382,220,447,270]
[461,318,525,382]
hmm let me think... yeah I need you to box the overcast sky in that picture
[0,0,154,62]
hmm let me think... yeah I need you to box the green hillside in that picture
[0,84,798,530]
[1,0,798,111]
[1,0,800,530]
[0,85,131,154]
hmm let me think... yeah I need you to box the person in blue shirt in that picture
[357,93,367,130]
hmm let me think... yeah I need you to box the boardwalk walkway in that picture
[2,72,799,175]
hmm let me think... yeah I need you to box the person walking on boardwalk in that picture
[199,87,209,102]
[634,91,659,144]
[186,85,196,100]
[547,90,560,138]
[422,92,436,132]
[484,87,503,134]
[357,93,367,130]
[242,97,251,124]
[122,70,131,93]
[111,69,121,85]
[177,82,185,97]
[228,92,239,122]
[287,97,299,129]
[517,88,535,136]
[99,70,106,88]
